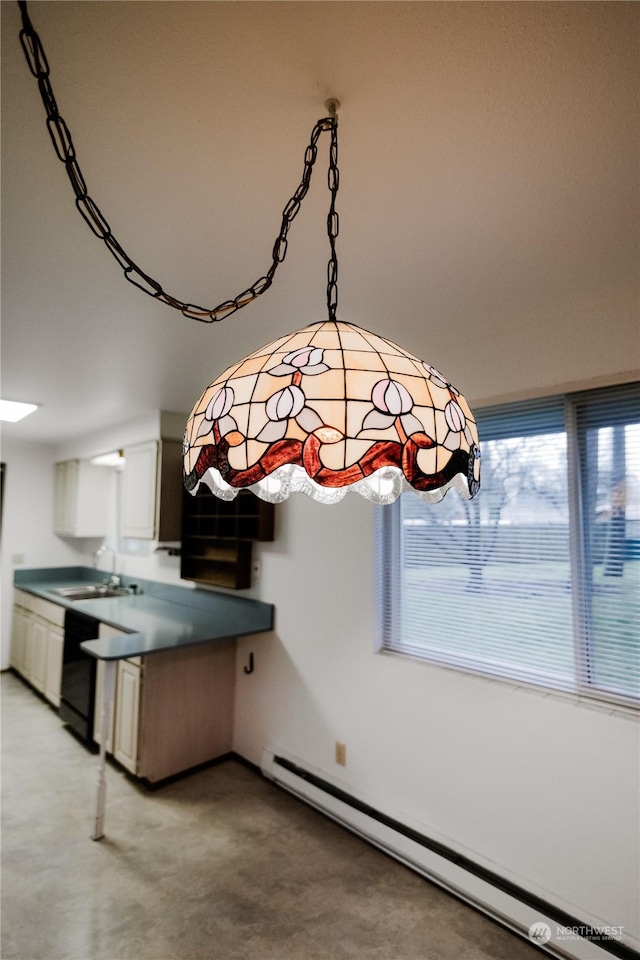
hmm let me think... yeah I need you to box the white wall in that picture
[234,478,639,947]
[0,437,89,668]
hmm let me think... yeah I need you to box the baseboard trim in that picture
[229,750,262,776]
[262,750,638,960]
[137,751,259,790]
[139,751,237,791]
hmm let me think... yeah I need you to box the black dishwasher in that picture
[59,609,100,747]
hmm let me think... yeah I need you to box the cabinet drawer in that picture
[13,591,66,627]
[14,589,37,613]
[32,596,66,627]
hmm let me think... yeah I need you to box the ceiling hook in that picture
[324,98,341,119]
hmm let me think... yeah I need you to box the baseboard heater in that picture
[261,750,638,960]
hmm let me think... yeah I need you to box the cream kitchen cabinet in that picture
[11,590,65,707]
[93,621,142,774]
[93,624,131,753]
[121,439,182,541]
[12,591,235,784]
[113,659,142,774]
[95,658,141,774]
[10,596,30,676]
[28,616,49,694]
[44,624,64,707]
[54,459,110,537]
[93,620,142,774]
[92,640,234,783]
[11,571,271,817]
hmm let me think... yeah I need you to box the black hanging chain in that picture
[16,0,339,324]
[326,121,339,322]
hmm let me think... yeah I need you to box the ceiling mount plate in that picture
[324,98,341,118]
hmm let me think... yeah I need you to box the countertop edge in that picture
[81,628,268,661]
[14,570,275,661]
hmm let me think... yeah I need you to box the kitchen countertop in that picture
[14,567,274,660]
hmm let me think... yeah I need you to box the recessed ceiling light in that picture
[0,400,39,422]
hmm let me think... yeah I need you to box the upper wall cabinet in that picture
[54,460,110,537]
[121,440,182,541]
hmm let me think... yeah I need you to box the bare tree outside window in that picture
[403,433,568,593]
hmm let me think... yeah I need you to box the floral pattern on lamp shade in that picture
[183,320,480,504]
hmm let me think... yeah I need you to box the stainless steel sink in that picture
[52,585,130,601]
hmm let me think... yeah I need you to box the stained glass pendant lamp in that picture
[182,103,480,505]
[17,3,479,505]
[183,318,480,505]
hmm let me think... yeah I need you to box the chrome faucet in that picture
[94,545,120,588]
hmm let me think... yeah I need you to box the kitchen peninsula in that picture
[12,567,274,839]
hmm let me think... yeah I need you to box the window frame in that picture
[376,383,640,710]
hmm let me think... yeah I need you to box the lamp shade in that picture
[183,320,480,504]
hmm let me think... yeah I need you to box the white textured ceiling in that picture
[1,1,638,444]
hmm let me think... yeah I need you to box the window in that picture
[376,384,640,706]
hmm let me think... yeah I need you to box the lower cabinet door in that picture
[29,617,49,694]
[94,625,130,752]
[113,660,141,774]
[12,604,64,704]
[10,606,29,676]
[44,625,64,707]
[21,611,36,682]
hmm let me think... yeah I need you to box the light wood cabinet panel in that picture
[138,640,235,783]
[95,641,235,783]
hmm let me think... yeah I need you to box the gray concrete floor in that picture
[2,671,541,960]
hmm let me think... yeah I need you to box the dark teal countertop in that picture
[14,567,274,660]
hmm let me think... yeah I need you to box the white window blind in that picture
[376,384,640,706]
